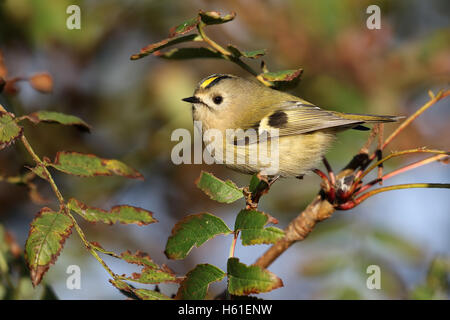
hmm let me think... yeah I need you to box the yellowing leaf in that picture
[25,208,73,286]
[48,151,143,179]
[165,213,232,260]
[67,198,156,226]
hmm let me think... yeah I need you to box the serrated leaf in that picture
[23,111,91,132]
[169,16,200,37]
[165,213,232,260]
[227,45,266,59]
[196,171,243,203]
[199,10,236,25]
[25,208,73,286]
[0,111,23,150]
[176,264,225,300]
[227,258,283,295]
[128,266,178,284]
[234,210,284,245]
[48,151,143,179]
[155,47,223,60]
[67,198,156,226]
[134,288,171,300]
[120,250,158,269]
[130,34,202,60]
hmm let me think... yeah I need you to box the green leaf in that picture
[227,258,283,295]
[127,266,178,284]
[234,210,284,245]
[134,288,171,300]
[48,151,143,179]
[165,213,232,260]
[25,208,73,286]
[169,16,200,37]
[23,111,91,132]
[67,198,156,226]
[130,34,202,60]
[0,111,23,150]
[227,45,266,59]
[196,171,243,203]
[199,10,236,25]
[176,264,225,300]
[155,47,223,60]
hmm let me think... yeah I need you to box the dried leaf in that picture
[28,73,53,93]
[199,10,236,25]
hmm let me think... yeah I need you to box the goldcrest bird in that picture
[182,74,402,178]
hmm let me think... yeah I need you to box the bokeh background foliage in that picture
[0,0,449,299]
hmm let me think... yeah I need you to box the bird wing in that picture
[253,101,365,137]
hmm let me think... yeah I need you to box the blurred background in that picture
[0,0,449,299]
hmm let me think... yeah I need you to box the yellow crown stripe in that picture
[200,76,220,89]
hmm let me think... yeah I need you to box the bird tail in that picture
[338,112,405,123]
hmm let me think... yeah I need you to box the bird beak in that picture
[182,96,200,103]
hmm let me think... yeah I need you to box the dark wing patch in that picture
[268,111,288,128]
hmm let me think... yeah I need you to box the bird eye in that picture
[213,95,223,105]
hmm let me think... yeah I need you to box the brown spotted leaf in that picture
[25,208,73,286]
[67,198,156,226]
[0,111,23,150]
[120,250,158,269]
[47,151,143,179]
